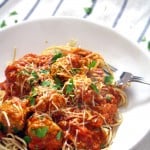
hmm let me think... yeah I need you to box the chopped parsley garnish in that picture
[70,68,80,75]
[29,96,36,106]
[104,75,114,85]
[0,122,7,132]
[29,71,39,85]
[56,131,62,140]
[84,7,93,15]
[106,94,112,101]
[141,37,146,42]
[24,135,31,144]
[31,87,38,97]
[90,83,99,93]
[41,80,51,87]
[31,71,39,79]
[9,11,18,16]
[13,127,19,134]
[53,76,63,89]
[66,79,74,94]
[29,88,38,105]
[88,60,96,70]
[0,20,7,28]
[19,69,30,76]
[32,126,48,138]
[40,69,49,74]
[148,41,150,50]
[14,20,18,23]
[51,53,63,63]
[100,143,105,149]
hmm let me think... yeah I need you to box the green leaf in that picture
[13,127,19,133]
[100,143,105,149]
[29,88,38,105]
[84,7,92,15]
[19,69,30,75]
[56,131,62,140]
[9,11,18,16]
[31,87,38,97]
[31,71,39,80]
[14,20,18,23]
[51,53,63,63]
[148,41,150,50]
[32,126,49,138]
[70,68,80,75]
[106,95,112,101]
[53,76,63,89]
[0,20,7,28]
[41,80,51,87]
[29,96,36,106]
[40,69,49,74]
[90,83,99,94]
[0,122,7,132]
[88,60,96,70]
[24,135,31,144]
[104,75,114,85]
[66,79,74,94]
[141,36,146,42]
[29,71,39,85]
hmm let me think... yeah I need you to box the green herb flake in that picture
[141,36,146,42]
[31,71,39,80]
[90,83,99,94]
[19,69,30,76]
[29,96,36,106]
[56,131,62,140]
[0,122,7,132]
[40,69,49,74]
[29,88,38,105]
[9,11,18,16]
[24,135,31,144]
[41,80,51,87]
[100,143,105,149]
[70,68,80,75]
[32,126,48,138]
[14,20,18,23]
[51,53,63,63]
[88,60,96,70]
[31,87,38,97]
[66,79,74,94]
[29,71,39,85]
[148,41,150,50]
[0,20,7,28]
[106,95,112,101]
[104,75,114,85]
[84,7,93,15]
[13,127,19,133]
[53,76,63,89]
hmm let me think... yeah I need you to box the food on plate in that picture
[0,44,127,150]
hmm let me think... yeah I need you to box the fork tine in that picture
[130,78,150,85]
[132,76,143,80]
[107,64,118,72]
[107,63,150,86]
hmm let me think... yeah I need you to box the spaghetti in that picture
[0,44,127,150]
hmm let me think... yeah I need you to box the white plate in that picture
[0,17,150,150]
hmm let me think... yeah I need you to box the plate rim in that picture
[0,16,150,60]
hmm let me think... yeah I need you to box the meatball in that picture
[50,53,82,80]
[26,112,63,150]
[28,86,66,114]
[2,54,52,98]
[0,97,27,133]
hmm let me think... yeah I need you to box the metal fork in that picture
[107,64,150,86]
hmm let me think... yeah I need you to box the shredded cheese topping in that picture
[0,45,127,150]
